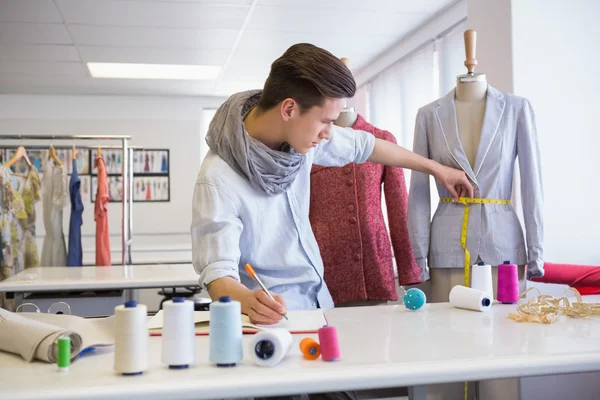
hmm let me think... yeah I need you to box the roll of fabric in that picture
[532,262,600,289]
[0,308,82,363]
[0,309,115,363]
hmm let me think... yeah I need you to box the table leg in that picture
[124,288,139,303]
[408,385,427,400]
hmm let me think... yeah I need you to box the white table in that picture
[0,264,199,293]
[0,264,200,315]
[1,300,600,400]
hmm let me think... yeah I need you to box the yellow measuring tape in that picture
[439,197,511,287]
[439,197,510,400]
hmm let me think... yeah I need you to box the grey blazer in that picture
[408,85,544,280]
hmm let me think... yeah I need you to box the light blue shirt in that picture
[191,126,375,310]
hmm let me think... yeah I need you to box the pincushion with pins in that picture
[403,288,426,311]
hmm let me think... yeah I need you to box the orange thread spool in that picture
[299,338,320,360]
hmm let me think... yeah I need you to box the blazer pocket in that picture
[490,209,525,250]
[430,214,462,254]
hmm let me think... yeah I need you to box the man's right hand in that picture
[242,290,286,325]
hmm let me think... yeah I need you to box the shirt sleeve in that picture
[191,181,243,289]
[313,125,375,167]
[516,99,545,279]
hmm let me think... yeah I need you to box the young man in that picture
[192,43,472,325]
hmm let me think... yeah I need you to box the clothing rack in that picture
[0,135,134,268]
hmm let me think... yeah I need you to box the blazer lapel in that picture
[473,85,506,177]
[435,89,477,184]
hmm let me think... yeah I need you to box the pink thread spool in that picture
[317,325,340,361]
[497,261,519,303]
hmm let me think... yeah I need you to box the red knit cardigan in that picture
[309,114,422,305]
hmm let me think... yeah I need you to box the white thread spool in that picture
[249,328,293,367]
[161,297,195,369]
[471,261,494,302]
[449,285,492,312]
[114,301,148,375]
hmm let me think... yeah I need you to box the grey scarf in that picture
[205,90,306,196]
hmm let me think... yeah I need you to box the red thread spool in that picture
[497,261,519,303]
[317,325,340,361]
[299,338,320,360]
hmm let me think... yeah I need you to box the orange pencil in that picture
[245,263,288,320]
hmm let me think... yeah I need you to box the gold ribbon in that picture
[439,197,511,287]
[509,287,600,324]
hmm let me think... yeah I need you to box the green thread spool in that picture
[57,336,71,372]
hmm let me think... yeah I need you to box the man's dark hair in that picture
[256,43,356,114]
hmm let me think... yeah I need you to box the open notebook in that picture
[148,309,327,336]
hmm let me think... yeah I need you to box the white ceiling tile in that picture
[257,0,454,13]
[0,75,92,90]
[248,6,427,36]
[0,0,63,23]
[0,45,80,61]
[0,23,72,44]
[87,79,219,96]
[0,61,88,76]
[0,0,457,96]
[145,0,252,4]
[78,46,229,65]
[55,0,249,29]
[69,25,238,49]
[230,31,398,73]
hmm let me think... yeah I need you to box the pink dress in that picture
[94,156,111,266]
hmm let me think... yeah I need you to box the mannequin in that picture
[310,58,421,307]
[408,29,544,308]
[334,59,359,128]
[335,105,358,128]
[407,28,541,400]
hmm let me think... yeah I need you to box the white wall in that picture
[467,0,600,266]
[0,94,226,266]
[510,0,600,264]
[465,0,514,93]
[466,1,600,398]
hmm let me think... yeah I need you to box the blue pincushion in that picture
[403,288,426,311]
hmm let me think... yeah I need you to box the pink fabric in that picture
[309,114,421,305]
[94,156,111,266]
[532,262,600,289]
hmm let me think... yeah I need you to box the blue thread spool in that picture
[403,288,426,311]
[209,296,243,367]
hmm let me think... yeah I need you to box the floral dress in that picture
[0,166,41,309]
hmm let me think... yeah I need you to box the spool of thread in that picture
[161,297,195,369]
[403,288,427,310]
[209,296,243,367]
[317,325,340,361]
[449,285,492,312]
[497,261,519,304]
[57,336,70,373]
[249,328,293,367]
[114,300,148,375]
[471,261,494,302]
[299,338,321,360]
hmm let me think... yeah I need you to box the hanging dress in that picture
[40,162,69,266]
[0,166,41,309]
[95,155,111,266]
[67,158,84,267]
